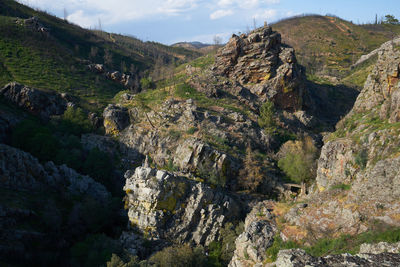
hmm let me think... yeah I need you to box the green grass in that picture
[273,15,400,77]
[330,183,351,190]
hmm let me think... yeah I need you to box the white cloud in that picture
[210,9,234,20]
[217,0,280,8]
[252,9,278,21]
[19,0,200,28]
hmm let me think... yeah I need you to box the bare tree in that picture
[253,17,257,30]
[213,35,222,45]
[63,8,68,21]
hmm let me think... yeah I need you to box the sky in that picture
[18,0,400,45]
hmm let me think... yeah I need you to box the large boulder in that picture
[229,201,276,267]
[103,104,130,135]
[123,166,242,246]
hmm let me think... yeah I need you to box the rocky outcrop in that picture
[350,45,400,122]
[0,143,111,264]
[360,241,400,254]
[103,104,131,135]
[15,16,49,35]
[275,248,400,267]
[0,143,110,201]
[213,26,305,111]
[88,64,138,91]
[123,166,242,246]
[352,37,400,68]
[275,45,400,242]
[229,201,276,267]
[0,82,69,119]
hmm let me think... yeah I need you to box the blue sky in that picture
[18,0,400,44]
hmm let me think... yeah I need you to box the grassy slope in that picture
[273,15,400,79]
[0,0,199,111]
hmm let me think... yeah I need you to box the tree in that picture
[277,136,318,185]
[238,145,264,191]
[213,35,222,45]
[383,14,399,25]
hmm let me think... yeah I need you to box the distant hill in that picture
[0,0,200,110]
[273,15,400,80]
[172,41,221,54]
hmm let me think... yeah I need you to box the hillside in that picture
[273,15,400,82]
[2,1,400,266]
[0,0,199,111]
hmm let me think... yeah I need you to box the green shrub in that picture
[266,235,299,262]
[140,77,155,90]
[149,244,208,267]
[11,119,60,161]
[59,106,93,135]
[330,183,351,191]
[355,149,368,169]
[278,136,318,184]
[186,127,198,134]
[258,100,276,134]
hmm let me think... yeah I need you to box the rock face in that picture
[277,45,400,241]
[123,166,242,246]
[0,143,110,201]
[0,143,111,264]
[111,97,280,190]
[275,248,400,267]
[0,82,68,119]
[213,26,305,111]
[229,201,276,267]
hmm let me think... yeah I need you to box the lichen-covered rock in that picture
[229,201,276,267]
[213,26,305,111]
[275,248,400,267]
[87,64,138,91]
[103,104,130,135]
[0,82,67,119]
[123,166,242,246]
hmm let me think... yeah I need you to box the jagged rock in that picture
[213,26,305,111]
[278,46,400,242]
[16,17,49,35]
[0,82,67,119]
[275,248,400,267]
[88,112,103,128]
[87,64,137,90]
[123,167,242,246]
[103,104,130,135]
[229,201,276,267]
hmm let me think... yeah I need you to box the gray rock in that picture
[275,248,400,267]
[0,82,67,119]
[103,104,130,135]
[123,166,242,246]
[359,242,400,254]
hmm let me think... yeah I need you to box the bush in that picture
[59,106,93,135]
[140,77,155,90]
[149,244,208,267]
[354,149,368,170]
[278,136,318,184]
[258,101,276,134]
[11,119,60,161]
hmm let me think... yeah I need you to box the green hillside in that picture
[0,0,199,111]
[273,15,400,79]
